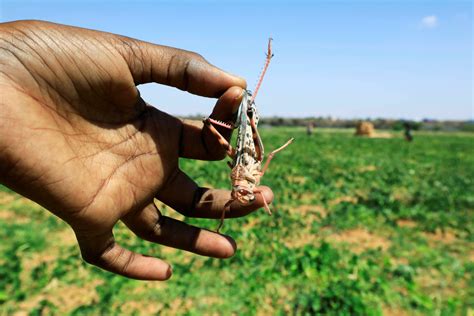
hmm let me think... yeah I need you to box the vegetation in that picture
[182,116,474,132]
[1,128,472,315]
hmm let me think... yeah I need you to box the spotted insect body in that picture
[204,38,293,231]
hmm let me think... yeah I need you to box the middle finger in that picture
[155,168,274,219]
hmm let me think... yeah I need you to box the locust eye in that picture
[238,189,249,195]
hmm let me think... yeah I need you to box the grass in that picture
[0,128,473,315]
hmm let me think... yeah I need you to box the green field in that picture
[1,128,473,315]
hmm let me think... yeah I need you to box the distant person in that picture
[306,122,314,136]
[403,122,413,142]
[0,20,274,280]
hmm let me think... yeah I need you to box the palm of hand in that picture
[0,21,273,280]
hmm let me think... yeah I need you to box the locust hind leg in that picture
[260,138,294,176]
[203,118,235,158]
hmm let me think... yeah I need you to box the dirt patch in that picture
[334,179,345,188]
[256,296,276,316]
[0,191,16,205]
[287,175,307,185]
[0,209,30,224]
[16,279,102,314]
[120,300,165,315]
[391,187,412,204]
[54,228,77,246]
[354,188,370,200]
[424,228,457,245]
[328,196,358,206]
[282,205,328,248]
[415,268,466,298]
[242,217,262,231]
[116,278,169,313]
[358,165,377,173]
[257,285,293,316]
[396,219,417,228]
[291,204,327,219]
[20,252,57,287]
[299,191,317,203]
[284,231,320,249]
[382,306,409,316]
[20,228,77,285]
[372,132,393,139]
[199,296,223,306]
[284,227,333,249]
[326,228,391,254]
[392,257,409,265]
[11,197,43,210]
[166,298,194,315]
[130,279,167,294]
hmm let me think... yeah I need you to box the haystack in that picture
[355,121,374,137]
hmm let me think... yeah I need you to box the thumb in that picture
[116,36,247,98]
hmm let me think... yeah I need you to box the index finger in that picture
[118,37,247,97]
[156,169,274,219]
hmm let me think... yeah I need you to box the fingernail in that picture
[166,265,173,279]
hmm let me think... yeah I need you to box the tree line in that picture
[180,115,474,132]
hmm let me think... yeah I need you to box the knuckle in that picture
[166,50,208,91]
[81,250,100,266]
[133,211,165,242]
[187,51,205,62]
[80,240,116,267]
[120,251,135,275]
[152,216,164,237]
[166,53,188,89]
[117,37,148,79]
[143,218,164,242]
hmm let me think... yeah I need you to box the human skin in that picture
[0,20,273,280]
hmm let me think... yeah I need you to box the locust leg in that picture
[203,118,235,158]
[260,138,294,176]
[249,116,264,161]
[254,189,272,215]
[217,199,234,233]
[250,38,274,104]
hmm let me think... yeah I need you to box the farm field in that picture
[0,127,473,315]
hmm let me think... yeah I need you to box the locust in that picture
[203,38,294,231]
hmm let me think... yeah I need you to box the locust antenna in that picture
[250,37,273,103]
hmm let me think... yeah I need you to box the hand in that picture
[0,20,273,280]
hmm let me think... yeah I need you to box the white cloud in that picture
[421,15,438,29]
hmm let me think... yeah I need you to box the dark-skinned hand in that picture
[0,20,274,280]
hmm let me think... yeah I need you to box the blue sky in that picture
[1,0,472,120]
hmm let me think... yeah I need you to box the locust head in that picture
[231,184,256,205]
[230,164,258,205]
